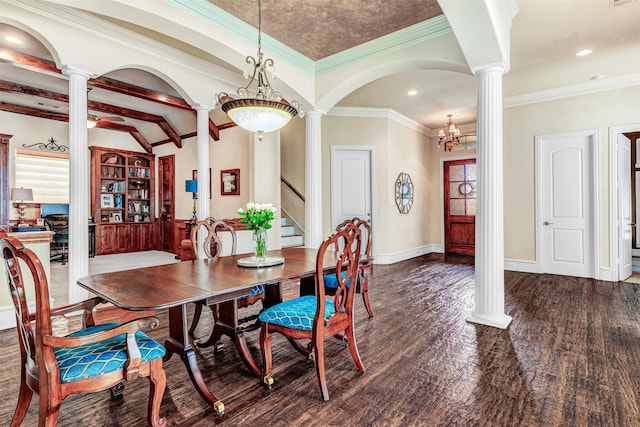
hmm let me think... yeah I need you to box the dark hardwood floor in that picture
[1,253,639,426]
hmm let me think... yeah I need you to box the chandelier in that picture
[438,114,461,151]
[216,0,303,141]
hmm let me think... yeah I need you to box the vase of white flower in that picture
[253,226,267,261]
[237,202,277,261]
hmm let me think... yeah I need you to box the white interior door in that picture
[536,132,596,278]
[618,133,632,280]
[330,147,372,241]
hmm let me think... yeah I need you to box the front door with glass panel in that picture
[444,159,476,255]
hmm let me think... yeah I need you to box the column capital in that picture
[304,108,326,118]
[192,103,212,112]
[472,62,509,77]
[61,66,92,80]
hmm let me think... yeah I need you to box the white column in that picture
[304,109,324,248]
[249,131,282,249]
[467,65,512,329]
[195,105,211,259]
[62,66,90,303]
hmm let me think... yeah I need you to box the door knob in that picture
[543,221,553,226]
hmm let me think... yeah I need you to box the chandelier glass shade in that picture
[438,114,462,151]
[216,0,303,140]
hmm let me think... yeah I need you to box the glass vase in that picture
[253,227,267,261]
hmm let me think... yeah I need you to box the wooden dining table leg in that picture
[220,282,283,381]
[164,304,225,416]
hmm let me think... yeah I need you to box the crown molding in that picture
[328,106,430,135]
[316,15,452,75]
[8,0,240,86]
[505,72,640,108]
[169,0,315,74]
[170,0,451,78]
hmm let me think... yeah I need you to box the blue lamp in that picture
[185,179,198,223]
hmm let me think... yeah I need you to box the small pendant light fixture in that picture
[438,114,462,151]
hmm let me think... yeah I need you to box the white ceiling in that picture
[339,0,640,130]
[1,0,639,141]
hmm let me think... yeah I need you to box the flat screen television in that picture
[40,203,69,217]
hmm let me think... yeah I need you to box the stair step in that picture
[281,225,295,236]
[282,234,304,248]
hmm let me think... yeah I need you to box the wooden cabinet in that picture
[90,147,156,255]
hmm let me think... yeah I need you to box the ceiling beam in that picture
[1,48,223,142]
[0,101,152,153]
[0,79,182,148]
[0,101,68,122]
[87,100,182,148]
[95,121,153,153]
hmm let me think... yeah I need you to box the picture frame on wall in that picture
[101,194,114,208]
[220,168,240,195]
[192,168,212,199]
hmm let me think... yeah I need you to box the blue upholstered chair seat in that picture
[258,295,337,331]
[54,322,166,383]
[323,271,351,289]
[242,284,265,299]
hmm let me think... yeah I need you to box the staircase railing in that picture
[280,175,305,202]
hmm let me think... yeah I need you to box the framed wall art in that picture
[395,172,414,214]
[220,168,240,195]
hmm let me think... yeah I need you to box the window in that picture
[15,149,69,204]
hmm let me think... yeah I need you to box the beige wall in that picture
[280,116,306,227]
[319,114,438,260]
[385,120,431,254]
[154,125,251,221]
[503,85,640,266]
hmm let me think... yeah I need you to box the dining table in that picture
[75,247,342,416]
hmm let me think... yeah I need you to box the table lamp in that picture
[11,187,34,227]
[185,179,198,223]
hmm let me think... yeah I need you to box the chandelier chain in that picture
[257,0,262,55]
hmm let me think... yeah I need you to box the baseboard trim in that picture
[374,244,440,265]
[504,259,537,273]
[0,304,18,330]
[1,300,51,331]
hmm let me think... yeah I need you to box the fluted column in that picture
[467,65,512,329]
[195,105,211,259]
[62,66,90,303]
[304,109,324,248]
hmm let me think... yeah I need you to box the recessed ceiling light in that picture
[407,90,417,96]
[576,49,592,57]
[4,35,23,45]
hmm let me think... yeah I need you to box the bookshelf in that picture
[90,146,155,254]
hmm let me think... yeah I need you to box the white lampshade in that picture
[227,105,293,133]
[11,187,33,202]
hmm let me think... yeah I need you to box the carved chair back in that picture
[316,222,363,327]
[1,236,167,426]
[190,217,237,260]
[259,222,364,400]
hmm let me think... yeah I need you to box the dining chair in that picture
[0,236,167,427]
[44,214,69,266]
[259,222,365,401]
[323,217,373,317]
[187,218,266,374]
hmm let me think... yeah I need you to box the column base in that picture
[466,313,512,329]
